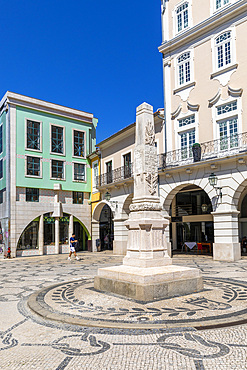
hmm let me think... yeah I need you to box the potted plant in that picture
[192,143,201,162]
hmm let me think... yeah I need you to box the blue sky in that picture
[0,1,164,143]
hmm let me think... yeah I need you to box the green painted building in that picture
[0,92,97,257]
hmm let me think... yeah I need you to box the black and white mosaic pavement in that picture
[28,276,247,329]
[0,253,247,369]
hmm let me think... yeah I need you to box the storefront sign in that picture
[44,216,55,224]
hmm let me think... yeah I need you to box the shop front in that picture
[17,212,89,256]
[170,186,214,255]
[239,193,247,256]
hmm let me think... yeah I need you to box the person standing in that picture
[68,233,80,260]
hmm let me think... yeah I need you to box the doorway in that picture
[73,220,88,251]
[99,204,114,250]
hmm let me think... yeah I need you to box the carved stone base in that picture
[94,265,203,301]
[123,211,172,268]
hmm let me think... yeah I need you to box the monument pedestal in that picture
[94,102,203,302]
[94,265,203,301]
[94,209,203,301]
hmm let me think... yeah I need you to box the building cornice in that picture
[97,123,136,149]
[158,0,247,55]
[3,91,95,124]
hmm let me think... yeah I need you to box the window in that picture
[26,120,41,150]
[44,213,55,245]
[0,159,3,179]
[0,125,3,153]
[177,52,191,86]
[216,100,238,150]
[106,161,112,184]
[51,159,64,179]
[216,31,232,69]
[216,0,230,10]
[0,190,3,204]
[17,221,39,250]
[26,156,40,177]
[59,214,69,244]
[219,118,238,150]
[123,153,132,178]
[180,129,195,159]
[74,163,85,181]
[176,2,189,33]
[73,192,84,204]
[26,188,39,202]
[92,161,98,190]
[51,125,64,154]
[217,101,237,115]
[74,130,85,157]
[178,115,195,127]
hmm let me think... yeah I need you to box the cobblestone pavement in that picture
[0,252,247,369]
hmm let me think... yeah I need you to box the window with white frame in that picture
[180,129,195,159]
[74,163,86,181]
[73,130,85,157]
[92,161,98,191]
[0,159,3,179]
[51,159,64,179]
[27,120,41,151]
[216,0,230,10]
[26,156,41,177]
[0,125,3,154]
[177,52,191,86]
[216,100,238,150]
[178,114,195,127]
[51,125,64,154]
[176,2,189,33]
[215,31,232,69]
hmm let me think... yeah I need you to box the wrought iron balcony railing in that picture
[158,132,247,170]
[97,163,133,187]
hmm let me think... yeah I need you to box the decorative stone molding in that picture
[210,64,238,87]
[208,90,221,107]
[129,202,162,212]
[187,102,200,111]
[171,104,182,120]
[173,82,196,102]
[228,86,243,97]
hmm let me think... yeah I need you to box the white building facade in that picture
[93,0,247,262]
[158,0,247,261]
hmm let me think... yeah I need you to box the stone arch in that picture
[121,193,133,218]
[15,209,53,249]
[92,201,114,222]
[72,216,90,237]
[162,182,213,213]
[232,178,247,210]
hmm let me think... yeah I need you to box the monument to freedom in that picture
[95,103,203,301]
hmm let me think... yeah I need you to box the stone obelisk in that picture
[94,103,203,301]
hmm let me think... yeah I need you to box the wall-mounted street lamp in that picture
[208,173,222,200]
[104,192,118,209]
[104,192,111,202]
[201,204,208,213]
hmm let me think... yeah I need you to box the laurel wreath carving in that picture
[145,173,158,195]
[145,121,155,146]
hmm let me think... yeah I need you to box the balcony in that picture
[158,132,247,170]
[97,163,133,188]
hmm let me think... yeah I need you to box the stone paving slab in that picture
[0,252,247,369]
